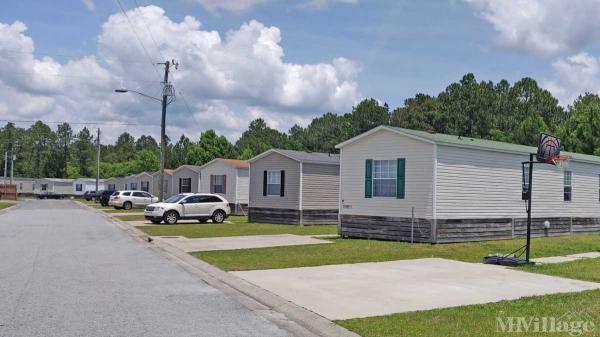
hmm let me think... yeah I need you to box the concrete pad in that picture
[153,234,332,252]
[569,252,600,259]
[232,258,600,320]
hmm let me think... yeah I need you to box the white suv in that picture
[144,193,231,224]
[109,190,159,210]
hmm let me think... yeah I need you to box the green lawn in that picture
[138,215,338,238]
[519,257,600,283]
[194,233,600,271]
[103,208,145,213]
[337,290,600,337]
[0,202,14,210]
[118,214,146,221]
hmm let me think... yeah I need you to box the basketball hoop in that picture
[549,154,572,171]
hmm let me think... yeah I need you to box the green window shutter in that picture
[365,159,373,198]
[397,158,405,199]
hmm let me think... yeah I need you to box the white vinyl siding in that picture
[199,160,246,204]
[339,129,434,218]
[436,145,600,219]
[236,168,249,204]
[249,152,299,210]
[301,163,340,210]
[172,166,201,194]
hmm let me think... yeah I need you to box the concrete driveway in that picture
[0,200,290,337]
[153,234,332,252]
[233,258,600,320]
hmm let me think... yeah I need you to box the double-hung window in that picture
[564,171,572,201]
[180,178,191,193]
[373,160,397,197]
[267,171,281,196]
[76,184,83,192]
[130,182,138,190]
[141,181,149,192]
[213,175,225,194]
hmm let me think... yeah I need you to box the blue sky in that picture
[1,0,599,141]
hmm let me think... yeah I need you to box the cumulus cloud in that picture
[190,0,269,13]
[544,52,600,106]
[81,0,95,12]
[0,6,361,142]
[300,0,358,10]
[465,0,600,55]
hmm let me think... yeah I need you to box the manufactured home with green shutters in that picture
[336,125,600,243]
[248,149,340,225]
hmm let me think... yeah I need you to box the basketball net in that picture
[549,155,572,171]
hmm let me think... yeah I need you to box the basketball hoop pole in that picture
[525,153,534,263]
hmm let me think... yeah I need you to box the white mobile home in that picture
[34,178,74,196]
[152,169,174,198]
[73,178,104,196]
[172,165,202,194]
[104,177,121,191]
[248,149,340,225]
[200,158,249,215]
[0,177,35,195]
[123,174,138,190]
[135,172,153,193]
[336,126,600,243]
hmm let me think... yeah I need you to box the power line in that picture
[0,119,160,127]
[113,0,162,79]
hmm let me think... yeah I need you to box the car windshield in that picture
[164,194,187,203]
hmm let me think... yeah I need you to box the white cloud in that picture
[544,52,600,106]
[81,0,95,12]
[465,0,600,55]
[190,0,269,13]
[0,6,361,143]
[300,0,358,10]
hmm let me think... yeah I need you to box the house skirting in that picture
[249,207,338,225]
[340,214,600,243]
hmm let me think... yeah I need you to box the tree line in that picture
[1,73,599,179]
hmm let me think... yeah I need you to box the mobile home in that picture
[34,178,74,197]
[336,125,600,243]
[200,158,249,215]
[248,149,340,225]
[73,178,104,196]
[172,165,202,194]
[135,172,153,193]
[151,169,174,198]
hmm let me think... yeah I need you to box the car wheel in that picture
[211,210,226,224]
[197,219,208,223]
[164,211,178,225]
[150,220,162,224]
[123,202,132,210]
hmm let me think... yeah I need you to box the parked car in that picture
[83,191,95,201]
[98,190,116,207]
[109,190,159,210]
[144,193,230,224]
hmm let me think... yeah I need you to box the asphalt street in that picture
[0,200,290,337]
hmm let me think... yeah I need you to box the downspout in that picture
[299,162,303,226]
[432,143,438,243]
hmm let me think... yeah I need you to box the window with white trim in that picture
[76,184,83,192]
[373,160,397,197]
[267,171,281,196]
[130,182,138,190]
[214,175,225,194]
[564,171,572,201]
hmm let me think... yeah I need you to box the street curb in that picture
[0,201,19,215]
[76,201,360,337]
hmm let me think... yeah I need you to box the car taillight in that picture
[114,196,120,200]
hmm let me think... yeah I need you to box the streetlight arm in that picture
[114,89,162,102]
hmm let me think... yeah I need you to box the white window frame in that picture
[214,175,225,194]
[372,159,397,197]
[180,178,192,193]
[76,184,83,192]
[267,170,281,196]
[564,171,572,202]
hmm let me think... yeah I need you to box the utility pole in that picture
[10,155,15,185]
[96,128,101,193]
[157,59,177,201]
[3,152,6,185]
